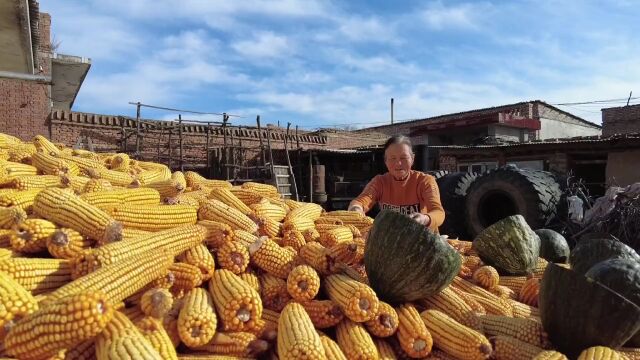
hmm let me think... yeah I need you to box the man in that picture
[348,135,445,233]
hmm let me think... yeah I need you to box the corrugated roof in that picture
[431,133,640,149]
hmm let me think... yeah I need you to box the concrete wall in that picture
[606,150,640,186]
[538,117,601,139]
[602,104,640,136]
[490,125,527,142]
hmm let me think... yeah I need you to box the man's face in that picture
[384,143,414,179]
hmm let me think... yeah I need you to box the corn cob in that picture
[5,291,114,360]
[63,340,97,360]
[209,269,263,332]
[31,152,80,176]
[230,187,266,206]
[533,350,569,360]
[34,188,123,243]
[95,311,163,359]
[42,249,173,306]
[375,338,397,360]
[82,178,113,193]
[255,215,282,238]
[534,258,548,278]
[286,264,320,302]
[260,272,292,311]
[0,161,38,184]
[141,288,173,319]
[329,240,365,265]
[60,174,90,193]
[335,318,377,360]
[178,288,218,347]
[419,287,483,332]
[498,275,529,294]
[277,302,325,359]
[135,168,172,187]
[32,134,61,155]
[9,218,56,253]
[0,188,42,211]
[453,277,513,316]
[121,305,146,323]
[324,273,379,322]
[176,355,254,360]
[0,228,11,248]
[577,347,622,360]
[197,220,233,248]
[0,247,15,259]
[282,229,306,251]
[283,216,315,233]
[472,266,499,290]
[59,154,108,173]
[299,241,334,276]
[250,200,286,223]
[420,309,492,360]
[0,258,71,295]
[209,187,253,215]
[396,303,433,358]
[319,331,348,360]
[195,331,270,358]
[319,226,353,248]
[85,167,135,186]
[143,178,185,199]
[491,335,543,360]
[185,171,231,188]
[315,216,344,226]
[80,187,161,210]
[239,270,261,293]
[7,145,35,163]
[9,175,61,190]
[248,236,295,279]
[121,227,151,241]
[241,182,278,196]
[449,286,486,315]
[286,202,323,221]
[261,308,281,330]
[0,271,39,340]
[303,228,321,243]
[110,153,130,172]
[0,133,21,145]
[296,299,343,329]
[0,206,26,229]
[168,262,204,295]
[618,348,640,360]
[136,316,179,360]
[490,285,518,300]
[360,300,397,338]
[109,203,197,231]
[480,314,549,348]
[519,277,540,307]
[72,225,206,278]
[324,210,374,229]
[178,244,216,280]
[199,199,258,234]
[218,239,250,274]
[509,300,541,320]
[165,192,202,207]
[163,297,184,346]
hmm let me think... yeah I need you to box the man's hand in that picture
[348,204,365,215]
[409,212,431,227]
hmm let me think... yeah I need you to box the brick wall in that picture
[602,104,640,136]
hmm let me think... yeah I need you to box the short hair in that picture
[383,135,413,152]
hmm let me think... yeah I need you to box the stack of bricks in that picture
[602,104,640,137]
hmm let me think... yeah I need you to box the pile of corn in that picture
[0,132,637,360]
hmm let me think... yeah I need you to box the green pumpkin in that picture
[472,215,540,275]
[585,258,640,347]
[569,238,640,275]
[364,210,461,304]
[539,263,640,358]
[535,229,570,263]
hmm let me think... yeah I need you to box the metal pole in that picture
[135,102,141,159]
[178,114,184,172]
[285,123,299,201]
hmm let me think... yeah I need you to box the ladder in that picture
[272,165,297,199]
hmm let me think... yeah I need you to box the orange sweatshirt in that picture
[350,170,445,233]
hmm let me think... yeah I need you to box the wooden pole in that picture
[285,122,299,201]
[168,122,173,169]
[206,122,211,177]
[223,113,229,180]
[309,151,313,203]
[230,122,236,181]
[135,102,141,159]
[256,115,266,169]
[178,114,184,172]
[120,117,126,153]
[157,124,161,163]
[265,126,275,184]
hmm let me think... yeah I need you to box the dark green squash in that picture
[585,258,640,347]
[472,215,540,275]
[539,263,640,358]
[569,238,640,275]
[535,229,570,263]
[363,210,461,303]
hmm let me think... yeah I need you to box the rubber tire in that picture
[464,167,562,238]
[426,170,450,180]
[436,172,479,239]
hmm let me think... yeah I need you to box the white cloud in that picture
[420,2,486,30]
[231,32,293,59]
[336,16,398,43]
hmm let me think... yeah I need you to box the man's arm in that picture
[348,176,382,214]
[419,175,445,232]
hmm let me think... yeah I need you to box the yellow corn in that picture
[32,152,80,176]
[9,175,62,190]
[85,167,135,186]
[199,199,258,234]
[576,347,622,360]
[364,301,399,337]
[490,285,518,300]
[33,135,61,155]
[197,220,234,249]
[168,262,204,296]
[298,299,343,329]
[0,271,39,340]
[374,338,397,360]
[0,206,26,229]
[255,215,282,238]
[194,331,270,358]
[277,302,325,359]
[165,192,203,207]
[491,335,543,360]
[519,277,540,307]
[472,266,500,290]
[324,210,374,229]
[420,309,492,360]
[34,188,123,244]
[5,291,114,360]
[209,187,253,215]
[229,187,265,206]
[144,178,185,198]
[396,303,433,358]
[185,171,232,189]
[498,275,529,294]
[260,273,291,312]
[453,277,513,317]
[449,286,486,315]
[58,153,108,173]
[82,178,113,193]
[336,318,378,360]
[0,161,38,185]
[208,269,263,332]
[319,226,353,247]
[141,288,174,319]
[509,300,541,320]
[71,225,205,278]
[303,227,321,243]
[248,236,295,279]
[95,311,162,359]
[42,249,173,306]
[9,218,57,253]
[286,203,323,221]
[121,227,151,241]
[178,243,216,281]
[218,239,250,274]
[109,153,131,172]
[317,331,347,360]
[59,174,90,193]
[163,297,184,346]
[80,187,160,210]
[618,348,640,360]
[109,204,197,231]
[176,355,254,360]
[0,258,71,295]
[286,264,320,302]
[241,182,278,197]
[0,247,15,259]
[250,199,287,222]
[7,144,35,163]
[178,288,218,347]
[328,240,365,266]
[324,273,379,322]
[121,304,146,324]
[0,133,21,146]
[136,316,179,360]
[238,271,260,294]
[0,188,42,211]
[282,229,306,251]
[533,350,569,360]
[299,241,333,275]
[284,216,315,233]
[315,217,344,226]
[419,287,483,332]
[480,314,549,348]
[63,340,97,360]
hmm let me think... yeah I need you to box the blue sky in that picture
[41,0,640,129]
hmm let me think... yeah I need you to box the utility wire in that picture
[127,102,244,118]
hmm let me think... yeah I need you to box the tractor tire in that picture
[464,166,562,238]
[426,170,450,180]
[436,172,479,239]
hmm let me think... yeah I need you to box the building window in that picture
[458,162,499,173]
